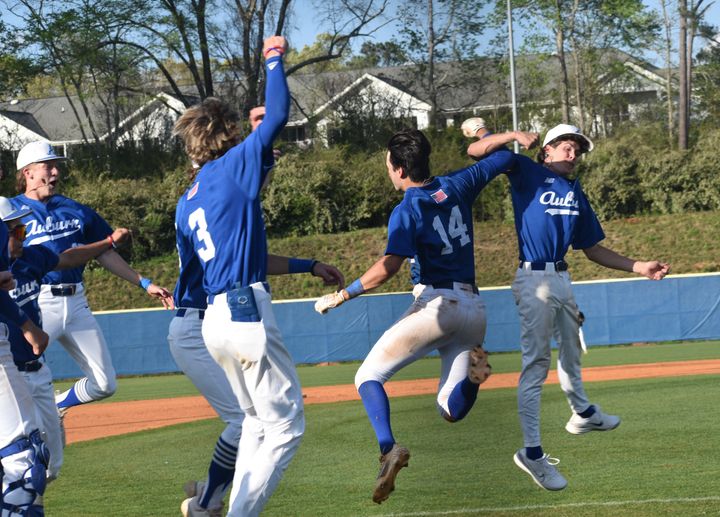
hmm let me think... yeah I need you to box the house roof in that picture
[0,48,665,144]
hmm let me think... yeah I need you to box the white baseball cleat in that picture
[513,449,568,491]
[183,480,205,498]
[565,405,621,434]
[373,444,410,504]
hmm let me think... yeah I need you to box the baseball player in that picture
[464,121,670,490]
[314,128,515,504]
[10,141,173,420]
[172,106,343,517]
[1,195,134,485]
[0,212,51,516]
[173,35,309,517]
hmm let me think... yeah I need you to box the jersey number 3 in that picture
[188,208,216,262]
[433,205,470,255]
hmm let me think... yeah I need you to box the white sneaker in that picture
[565,405,621,434]
[513,449,568,491]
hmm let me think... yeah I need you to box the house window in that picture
[280,125,306,143]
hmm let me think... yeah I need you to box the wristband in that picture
[107,234,117,249]
[344,278,365,299]
[264,46,285,57]
[288,258,316,274]
[139,277,153,290]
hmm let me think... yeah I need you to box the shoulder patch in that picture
[430,189,448,203]
[187,182,199,200]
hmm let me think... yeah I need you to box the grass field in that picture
[46,341,720,516]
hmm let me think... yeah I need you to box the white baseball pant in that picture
[355,283,487,415]
[21,362,63,481]
[202,282,304,517]
[511,267,589,448]
[39,284,116,402]
[0,327,43,516]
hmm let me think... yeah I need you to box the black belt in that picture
[17,360,42,372]
[176,308,205,319]
[430,281,477,291]
[521,261,568,272]
[50,285,77,296]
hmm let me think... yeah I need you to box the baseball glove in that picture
[314,291,346,314]
[460,117,486,138]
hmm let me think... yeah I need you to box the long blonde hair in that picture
[173,97,242,168]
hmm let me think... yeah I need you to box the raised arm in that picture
[256,36,290,149]
[467,130,539,160]
[582,244,670,280]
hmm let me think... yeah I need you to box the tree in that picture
[396,0,489,128]
[0,20,40,99]
[507,0,659,134]
[345,40,409,69]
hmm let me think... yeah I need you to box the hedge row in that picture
[2,124,718,261]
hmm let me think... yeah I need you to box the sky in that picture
[287,0,720,68]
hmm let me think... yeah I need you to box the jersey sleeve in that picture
[15,246,60,280]
[571,184,605,250]
[384,203,416,258]
[81,204,113,243]
[212,57,288,198]
[447,148,514,201]
[0,225,29,327]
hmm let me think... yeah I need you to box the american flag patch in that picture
[187,182,199,200]
[431,189,448,203]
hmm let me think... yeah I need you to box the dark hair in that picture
[536,134,589,163]
[386,129,432,182]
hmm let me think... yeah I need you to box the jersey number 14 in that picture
[432,205,470,255]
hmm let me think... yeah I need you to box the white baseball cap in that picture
[542,124,594,152]
[0,196,31,223]
[16,141,67,170]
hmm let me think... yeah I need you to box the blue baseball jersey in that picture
[0,224,30,329]
[173,215,207,310]
[386,149,513,286]
[8,246,59,366]
[10,194,112,284]
[175,55,289,296]
[506,154,604,261]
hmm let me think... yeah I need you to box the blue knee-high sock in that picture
[446,377,480,421]
[358,380,395,455]
[56,379,88,409]
[199,436,237,509]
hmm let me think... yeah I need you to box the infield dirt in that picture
[63,359,720,444]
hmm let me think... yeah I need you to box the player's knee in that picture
[354,365,385,390]
[95,377,117,398]
[221,423,242,447]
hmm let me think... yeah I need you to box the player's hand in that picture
[249,106,265,131]
[314,291,346,314]
[272,148,283,160]
[311,263,345,288]
[0,271,16,290]
[21,321,49,356]
[633,261,670,280]
[514,131,539,150]
[146,284,175,309]
[111,228,132,248]
[263,36,287,59]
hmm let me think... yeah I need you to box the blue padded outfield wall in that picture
[45,273,720,380]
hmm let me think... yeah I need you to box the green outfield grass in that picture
[45,341,720,516]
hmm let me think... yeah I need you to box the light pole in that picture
[507,0,520,153]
